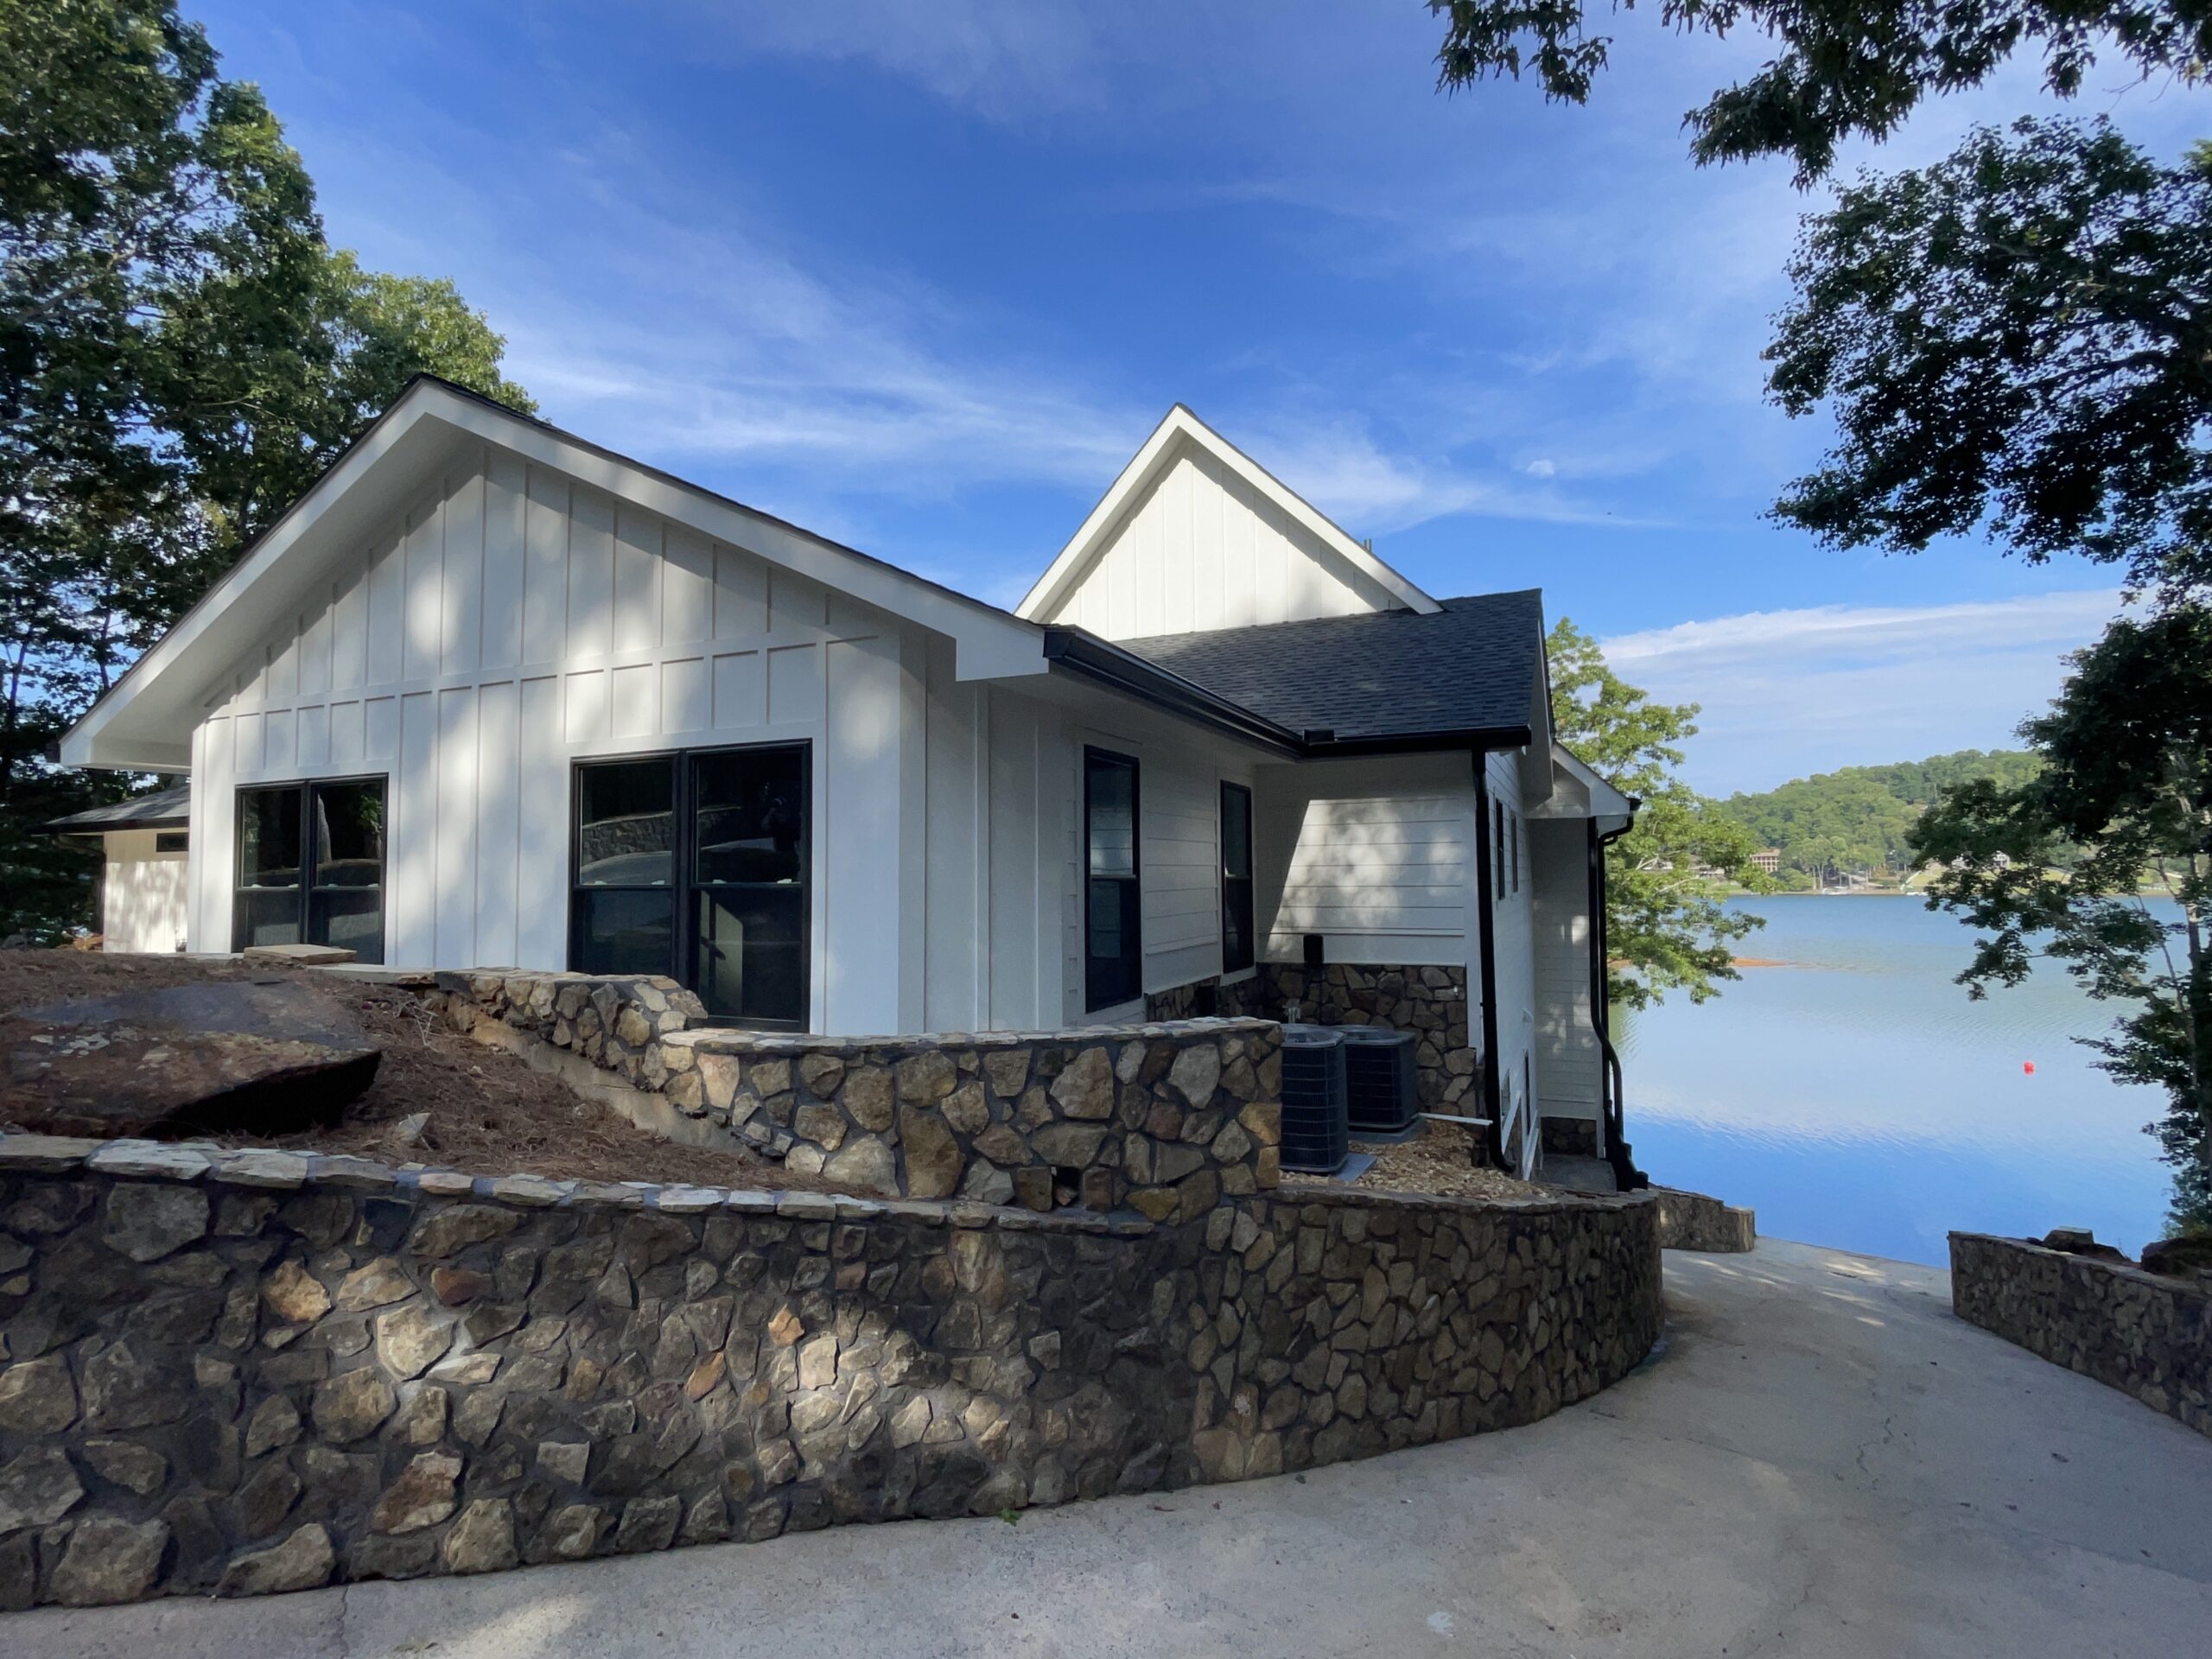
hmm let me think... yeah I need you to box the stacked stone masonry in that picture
[1148,964,1476,1114]
[430,972,1281,1218]
[1950,1232,2212,1440]
[0,1132,1660,1607]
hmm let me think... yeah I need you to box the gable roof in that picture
[45,782,192,834]
[1112,590,1546,749]
[60,376,1052,770]
[1016,404,1440,625]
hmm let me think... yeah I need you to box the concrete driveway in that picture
[10,1238,2209,1657]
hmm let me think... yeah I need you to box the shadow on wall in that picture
[0,1138,1660,1608]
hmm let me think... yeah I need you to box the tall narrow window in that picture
[1220,781,1255,975]
[572,758,677,977]
[1510,812,1521,894]
[1084,747,1141,1010]
[1493,800,1506,903]
[236,788,303,949]
[234,779,386,961]
[690,745,809,1029]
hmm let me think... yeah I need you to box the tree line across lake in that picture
[1717,750,2044,887]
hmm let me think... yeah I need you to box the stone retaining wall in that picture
[1949,1232,2211,1440]
[1653,1189,1756,1254]
[429,972,1281,1218]
[1151,963,1476,1115]
[0,1132,1660,1608]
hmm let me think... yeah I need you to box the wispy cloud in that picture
[1605,590,2128,793]
[684,0,1108,120]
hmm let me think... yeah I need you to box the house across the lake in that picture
[59,380,1637,1179]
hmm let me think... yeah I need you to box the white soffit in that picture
[1015,404,1440,623]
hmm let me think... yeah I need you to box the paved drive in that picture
[11,1238,2210,1657]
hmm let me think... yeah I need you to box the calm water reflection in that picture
[1615,895,2176,1265]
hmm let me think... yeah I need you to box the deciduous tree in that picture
[1548,618,1768,1006]
[1426,0,2210,183]
[1767,119,2212,601]
[1912,608,2212,1230]
[0,1,530,939]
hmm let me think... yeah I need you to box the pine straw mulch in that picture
[0,950,840,1193]
[1281,1119,1554,1203]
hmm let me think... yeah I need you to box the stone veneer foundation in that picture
[1950,1232,2211,1440]
[429,972,1281,1220]
[0,1131,1659,1608]
[1149,963,1476,1115]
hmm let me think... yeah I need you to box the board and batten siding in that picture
[1255,753,1475,969]
[1529,816,1602,1129]
[181,446,1005,1035]
[918,639,1079,1033]
[1043,439,1402,640]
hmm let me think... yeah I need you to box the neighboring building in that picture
[44,783,192,953]
[1751,848,1781,874]
[60,381,1638,1178]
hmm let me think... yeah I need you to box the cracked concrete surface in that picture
[9,1238,2209,1658]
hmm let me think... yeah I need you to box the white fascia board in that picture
[425,391,1048,683]
[59,387,455,771]
[1531,742,1636,822]
[61,380,1050,769]
[1015,404,1440,622]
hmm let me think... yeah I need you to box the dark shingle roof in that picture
[1117,590,1545,745]
[46,783,191,833]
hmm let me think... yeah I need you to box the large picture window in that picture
[1084,747,1141,1010]
[234,778,387,962]
[571,742,810,1029]
[1220,780,1255,976]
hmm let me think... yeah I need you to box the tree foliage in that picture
[0,0,531,940]
[1548,618,1768,1006]
[1912,609,2212,1230]
[1426,0,2211,183]
[1768,119,2212,599]
[1719,748,2042,881]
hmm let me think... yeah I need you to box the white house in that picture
[60,379,1638,1180]
[44,782,192,954]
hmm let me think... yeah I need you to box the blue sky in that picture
[191,2,2211,793]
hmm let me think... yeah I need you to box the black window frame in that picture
[1219,779,1255,976]
[1083,746,1142,1012]
[568,740,813,1033]
[155,830,188,855]
[1510,810,1521,894]
[232,774,388,963]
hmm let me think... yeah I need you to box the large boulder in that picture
[1,978,380,1139]
[2139,1234,2212,1278]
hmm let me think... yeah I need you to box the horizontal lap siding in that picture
[1258,755,1474,968]
[192,448,906,1031]
[1140,754,1219,995]
[1530,817,1601,1117]
[1487,750,1538,1154]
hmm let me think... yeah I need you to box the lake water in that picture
[1614,895,2177,1266]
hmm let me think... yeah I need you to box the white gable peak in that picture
[1018,405,1439,639]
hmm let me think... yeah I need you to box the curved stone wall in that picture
[431,972,1281,1217]
[0,1131,1659,1609]
[1951,1232,2211,1439]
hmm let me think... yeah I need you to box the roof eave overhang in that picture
[1041,626,1532,761]
[62,378,1052,772]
